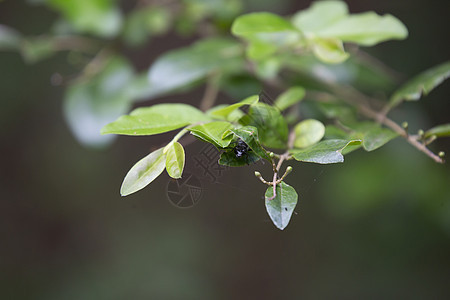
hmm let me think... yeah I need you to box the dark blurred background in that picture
[1,0,449,299]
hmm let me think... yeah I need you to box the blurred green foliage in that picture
[1,0,449,298]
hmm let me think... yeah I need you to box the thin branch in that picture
[329,85,444,164]
[199,74,220,111]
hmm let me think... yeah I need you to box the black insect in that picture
[233,138,251,158]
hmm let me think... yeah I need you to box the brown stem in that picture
[329,85,444,164]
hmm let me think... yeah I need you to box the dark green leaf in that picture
[274,86,305,111]
[290,139,361,164]
[265,182,298,230]
[218,149,260,167]
[425,124,450,138]
[362,126,398,151]
[390,61,450,108]
[101,103,210,136]
[165,142,185,179]
[188,121,234,148]
[121,147,166,196]
[239,103,288,149]
[223,126,271,161]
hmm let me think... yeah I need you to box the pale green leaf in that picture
[188,121,234,148]
[316,12,408,46]
[290,139,361,164]
[165,142,185,179]
[294,119,325,148]
[311,37,349,64]
[0,25,22,50]
[232,12,297,37]
[101,104,210,136]
[390,61,450,108]
[147,38,244,95]
[209,94,259,120]
[274,86,305,111]
[291,1,349,33]
[121,147,166,196]
[265,182,298,230]
[425,124,450,138]
[64,56,134,147]
[47,0,122,38]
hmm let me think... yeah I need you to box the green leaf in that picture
[389,61,450,108]
[64,56,134,147]
[223,126,271,161]
[311,37,349,64]
[147,38,244,95]
[47,0,122,38]
[101,103,210,136]
[316,12,408,46]
[291,1,349,33]
[122,6,170,47]
[294,119,325,148]
[265,182,298,230]
[165,142,185,179]
[425,124,450,138]
[188,121,234,148]
[20,37,56,63]
[209,94,259,120]
[362,126,398,151]
[0,25,22,50]
[274,86,305,111]
[232,12,297,37]
[290,139,361,164]
[121,147,166,196]
[239,103,288,149]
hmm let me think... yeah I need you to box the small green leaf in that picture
[232,12,297,37]
[389,61,450,108]
[20,37,56,63]
[274,86,305,111]
[223,126,271,161]
[311,37,349,64]
[316,12,408,46]
[294,119,325,148]
[121,147,166,196]
[290,139,361,164]
[165,142,185,179]
[362,126,398,151]
[209,94,259,120]
[189,121,234,148]
[101,103,210,136]
[265,182,298,230]
[0,25,22,50]
[47,0,122,38]
[291,1,349,33]
[424,124,450,138]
